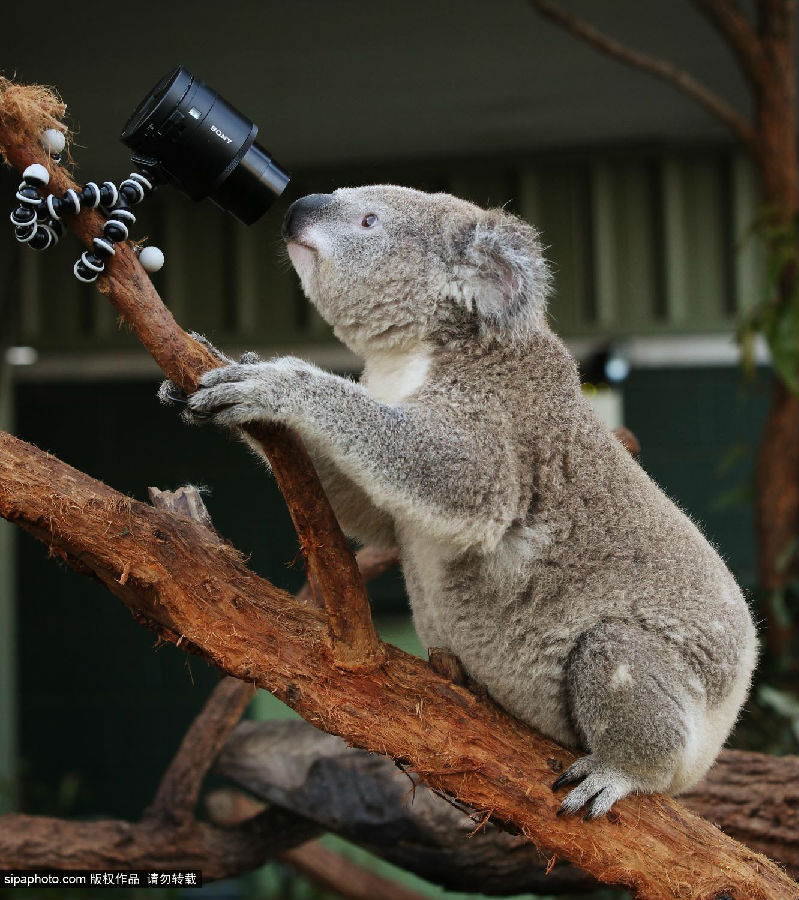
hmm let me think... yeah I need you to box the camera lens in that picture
[120,66,290,225]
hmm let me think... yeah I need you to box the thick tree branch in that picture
[0,77,383,672]
[0,432,796,900]
[214,720,799,894]
[681,749,799,874]
[531,0,759,154]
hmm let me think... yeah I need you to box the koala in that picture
[162,185,757,819]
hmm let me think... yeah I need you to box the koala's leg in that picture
[556,621,699,819]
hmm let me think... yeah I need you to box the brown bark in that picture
[296,544,401,609]
[0,432,796,900]
[0,78,382,672]
[214,719,799,892]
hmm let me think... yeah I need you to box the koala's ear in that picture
[450,214,550,331]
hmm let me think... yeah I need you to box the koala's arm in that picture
[187,357,518,551]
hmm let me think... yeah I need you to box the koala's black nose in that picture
[282,193,334,240]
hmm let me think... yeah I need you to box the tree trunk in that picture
[752,0,799,661]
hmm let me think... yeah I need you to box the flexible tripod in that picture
[9,128,164,283]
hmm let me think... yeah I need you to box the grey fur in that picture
[166,185,758,818]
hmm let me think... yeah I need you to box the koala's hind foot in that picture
[558,621,705,819]
[552,756,634,819]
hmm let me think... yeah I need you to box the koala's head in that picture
[282,185,551,355]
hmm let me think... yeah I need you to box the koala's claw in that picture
[157,379,188,409]
[551,755,594,792]
[160,384,188,406]
[552,756,632,819]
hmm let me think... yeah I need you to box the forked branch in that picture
[690,0,767,87]
[531,0,759,154]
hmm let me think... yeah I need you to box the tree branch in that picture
[214,719,799,894]
[144,675,254,826]
[296,545,401,609]
[0,77,383,672]
[690,0,768,88]
[0,810,318,880]
[531,0,759,154]
[757,0,794,40]
[1,432,796,900]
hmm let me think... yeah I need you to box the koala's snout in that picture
[282,193,334,242]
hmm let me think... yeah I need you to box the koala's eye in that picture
[361,213,378,228]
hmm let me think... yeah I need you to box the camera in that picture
[10,65,290,282]
[121,66,290,225]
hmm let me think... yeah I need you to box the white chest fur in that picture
[360,346,431,404]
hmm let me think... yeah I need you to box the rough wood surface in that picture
[295,545,400,609]
[1,431,796,900]
[681,749,799,877]
[215,719,799,894]
[0,78,383,672]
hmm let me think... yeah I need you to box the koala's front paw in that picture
[157,337,265,424]
[186,356,314,428]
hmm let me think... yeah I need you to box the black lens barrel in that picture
[120,66,289,225]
